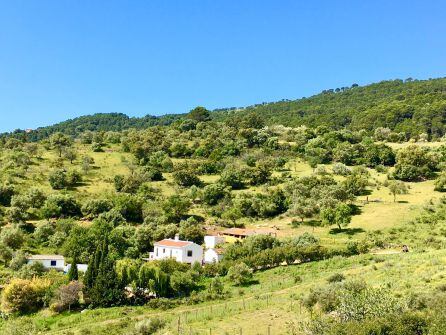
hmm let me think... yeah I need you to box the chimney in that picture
[174,234,179,241]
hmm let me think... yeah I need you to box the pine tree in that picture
[67,254,79,281]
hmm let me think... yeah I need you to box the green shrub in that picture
[134,317,166,335]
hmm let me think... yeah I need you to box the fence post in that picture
[268,325,271,335]
[177,316,181,334]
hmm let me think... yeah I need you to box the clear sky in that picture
[1,1,445,132]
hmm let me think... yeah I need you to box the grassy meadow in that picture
[2,136,446,334]
[2,248,445,334]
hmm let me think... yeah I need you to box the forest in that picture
[5,77,446,143]
[1,79,446,334]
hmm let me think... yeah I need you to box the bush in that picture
[0,227,24,250]
[172,170,202,187]
[332,163,351,176]
[227,262,253,286]
[327,273,346,283]
[202,183,229,205]
[34,222,56,243]
[81,199,113,218]
[91,142,104,152]
[219,167,245,189]
[1,278,52,314]
[134,318,166,335]
[26,188,47,209]
[18,262,46,279]
[9,251,27,270]
[0,184,15,206]
[42,194,81,219]
[113,194,144,223]
[49,170,68,189]
[146,298,178,310]
[51,281,83,312]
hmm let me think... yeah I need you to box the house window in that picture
[187,250,193,257]
[163,248,166,253]
[156,248,158,256]
[50,260,57,266]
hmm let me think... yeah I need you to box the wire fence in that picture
[169,290,305,335]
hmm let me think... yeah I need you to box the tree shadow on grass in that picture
[290,219,321,229]
[329,227,365,235]
[349,204,363,215]
[359,189,373,196]
[239,279,260,287]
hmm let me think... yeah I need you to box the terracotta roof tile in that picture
[154,239,192,247]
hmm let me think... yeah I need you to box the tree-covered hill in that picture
[214,78,446,138]
[4,113,183,142]
[4,77,446,141]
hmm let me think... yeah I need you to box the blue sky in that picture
[0,1,445,132]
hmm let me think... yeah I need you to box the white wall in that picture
[179,243,203,264]
[204,249,223,263]
[152,244,203,264]
[64,263,88,273]
[28,259,65,271]
[153,245,183,262]
[204,236,225,249]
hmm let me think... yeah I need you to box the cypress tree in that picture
[84,242,102,291]
[88,238,124,307]
[67,254,79,281]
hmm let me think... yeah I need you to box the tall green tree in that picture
[321,203,352,230]
[86,238,124,307]
[68,254,79,281]
[187,106,210,122]
[387,180,409,202]
[50,132,72,157]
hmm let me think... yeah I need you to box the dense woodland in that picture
[1,79,446,334]
[4,77,446,142]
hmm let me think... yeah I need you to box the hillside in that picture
[3,113,183,142]
[214,78,446,138]
[1,90,446,334]
[4,77,446,142]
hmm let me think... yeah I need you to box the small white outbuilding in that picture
[204,248,224,264]
[204,235,225,249]
[64,263,89,273]
[27,255,65,271]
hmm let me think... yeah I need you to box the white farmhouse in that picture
[149,235,203,264]
[27,255,65,271]
[204,248,224,264]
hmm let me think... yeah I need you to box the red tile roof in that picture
[154,239,192,248]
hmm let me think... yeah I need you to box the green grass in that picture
[3,249,445,334]
[2,141,445,334]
